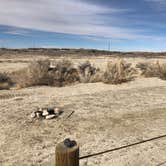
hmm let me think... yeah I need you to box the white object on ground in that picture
[54,107,61,114]
[30,112,36,118]
[45,114,56,120]
[42,109,49,116]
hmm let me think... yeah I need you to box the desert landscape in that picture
[0,49,166,166]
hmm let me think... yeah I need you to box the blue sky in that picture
[0,0,166,51]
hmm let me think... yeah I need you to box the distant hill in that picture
[0,48,166,58]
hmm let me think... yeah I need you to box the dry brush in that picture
[136,61,166,79]
[0,72,13,90]
[2,59,166,90]
[103,59,136,84]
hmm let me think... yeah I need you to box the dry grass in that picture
[103,59,136,84]
[78,61,102,83]
[160,63,166,79]
[49,59,80,87]
[11,60,52,88]
[10,60,103,88]
[0,72,13,90]
[11,59,80,88]
[137,61,166,80]
[6,59,166,90]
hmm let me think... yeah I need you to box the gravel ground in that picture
[0,77,166,166]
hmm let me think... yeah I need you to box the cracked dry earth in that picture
[0,78,166,166]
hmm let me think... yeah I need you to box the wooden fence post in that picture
[56,139,79,166]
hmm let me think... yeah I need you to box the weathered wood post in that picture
[56,138,79,166]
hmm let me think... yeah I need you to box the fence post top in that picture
[56,138,79,153]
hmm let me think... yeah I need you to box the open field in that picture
[0,49,166,166]
[1,49,166,72]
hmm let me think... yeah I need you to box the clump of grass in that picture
[137,61,166,79]
[12,60,52,88]
[136,62,150,71]
[159,63,166,80]
[78,61,101,83]
[50,59,80,87]
[11,59,80,88]
[102,59,135,84]
[89,70,104,83]
[0,72,13,90]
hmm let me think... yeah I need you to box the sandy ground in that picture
[0,55,166,166]
[0,77,166,166]
[1,56,166,72]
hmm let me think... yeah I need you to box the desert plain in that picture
[0,49,166,166]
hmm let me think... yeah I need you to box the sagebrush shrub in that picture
[8,59,141,89]
[78,61,101,83]
[137,61,166,80]
[103,59,135,84]
[0,72,13,90]
[11,60,52,88]
[50,59,80,86]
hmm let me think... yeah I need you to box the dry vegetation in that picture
[137,61,166,79]
[78,61,102,83]
[0,72,13,90]
[49,59,80,87]
[11,60,52,88]
[0,58,166,90]
[1,48,166,58]
[10,59,136,88]
[103,59,136,84]
[10,59,78,88]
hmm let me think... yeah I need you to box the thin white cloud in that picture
[0,0,142,40]
[0,0,164,41]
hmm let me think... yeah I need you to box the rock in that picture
[54,107,62,115]
[47,108,55,114]
[36,111,42,118]
[42,109,49,116]
[54,107,59,113]
[30,107,62,120]
[38,108,43,112]
[45,114,57,120]
[30,112,36,118]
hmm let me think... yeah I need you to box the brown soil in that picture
[0,77,166,166]
[0,53,166,166]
